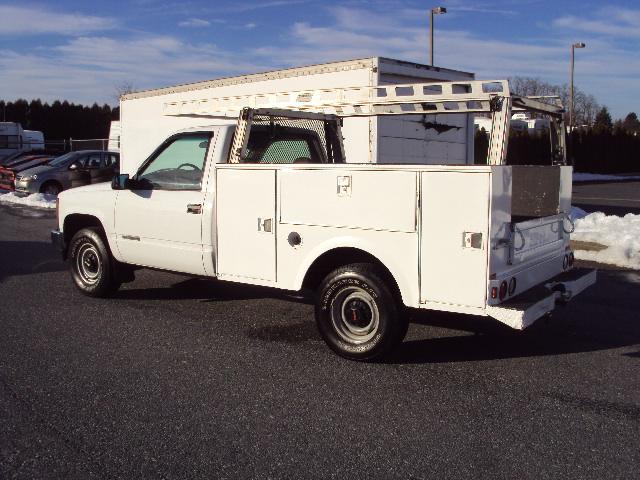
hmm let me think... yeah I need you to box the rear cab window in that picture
[243,130,323,164]
[232,111,345,165]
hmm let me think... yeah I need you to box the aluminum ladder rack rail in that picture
[161,80,563,119]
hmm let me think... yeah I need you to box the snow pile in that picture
[572,211,640,269]
[573,172,640,182]
[0,192,56,209]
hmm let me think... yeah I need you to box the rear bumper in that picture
[486,268,597,330]
[51,229,67,259]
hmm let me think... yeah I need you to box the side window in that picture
[104,154,118,168]
[86,154,102,169]
[137,134,210,190]
[0,135,20,149]
[71,156,87,169]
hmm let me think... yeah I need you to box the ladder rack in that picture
[161,80,511,118]
[161,80,563,119]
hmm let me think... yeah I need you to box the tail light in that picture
[499,281,508,301]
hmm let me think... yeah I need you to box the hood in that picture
[16,163,55,178]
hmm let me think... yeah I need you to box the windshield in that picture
[48,152,77,167]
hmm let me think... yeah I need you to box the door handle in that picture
[257,217,273,233]
[187,203,202,214]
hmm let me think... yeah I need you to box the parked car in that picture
[0,154,54,191]
[0,150,52,168]
[14,150,119,196]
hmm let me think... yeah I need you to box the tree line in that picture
[0,99,119,141]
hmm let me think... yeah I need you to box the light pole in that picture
[569,42,585,130]
[430,6,447,66]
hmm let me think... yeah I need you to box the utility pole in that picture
[569,42,586,130]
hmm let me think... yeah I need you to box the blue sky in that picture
[0,0,638,119]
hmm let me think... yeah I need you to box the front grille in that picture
[0,168,16,190]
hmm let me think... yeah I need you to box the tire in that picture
[68,227,121,297]
[41,181,62,196]
[315,263,408,361]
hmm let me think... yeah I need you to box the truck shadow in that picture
[115,277,313,304]
[115,269,640,364]
[0,240,66,283]
[386,268,640,364]
[385,322,630,365]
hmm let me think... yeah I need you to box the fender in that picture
[291,234,419,308]
[59,187,123,262]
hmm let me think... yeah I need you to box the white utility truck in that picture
[52,65,596,360]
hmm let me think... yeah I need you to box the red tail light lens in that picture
[491,287,498,299]
[499,281,508,301]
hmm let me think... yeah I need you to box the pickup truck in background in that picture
[51,75,596,361]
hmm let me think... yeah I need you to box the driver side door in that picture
[114,132,213,275]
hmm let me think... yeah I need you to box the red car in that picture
[0,154,53,191]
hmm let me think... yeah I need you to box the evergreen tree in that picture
[594,106,613,129]
[622,112,640,133]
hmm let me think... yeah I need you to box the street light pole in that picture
[569,42,585,130]
[429,6,447,66]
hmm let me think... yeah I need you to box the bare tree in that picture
[114,82,135,103]
[508,77,600,126]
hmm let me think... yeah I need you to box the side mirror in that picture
[111,173,130,190]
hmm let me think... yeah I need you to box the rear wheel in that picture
[68,227,121,297]
[315,263,407,361]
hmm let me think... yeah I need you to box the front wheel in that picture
[41,181,62,196]
[315,263,408,361]
[68,228,121,297]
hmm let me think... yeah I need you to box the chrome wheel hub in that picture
[76,243,101,285]
[331,287,379,344]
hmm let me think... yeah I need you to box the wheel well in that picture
[302,247,402,302]
[63,214,104,245]
[39,180,62,192]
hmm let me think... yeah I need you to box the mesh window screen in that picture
[241,113,344,164]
